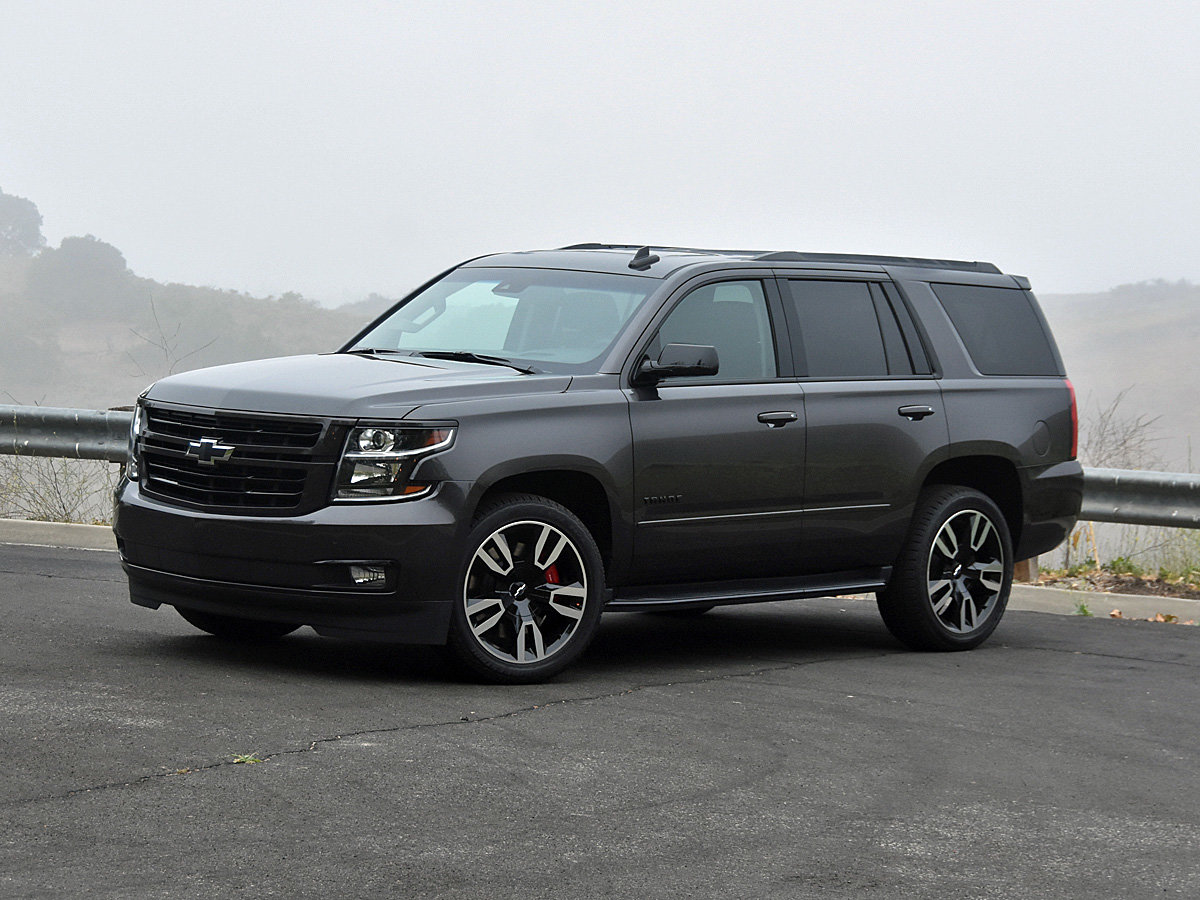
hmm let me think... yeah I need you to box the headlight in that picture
[333,424,455,501]
[126,402,146,481]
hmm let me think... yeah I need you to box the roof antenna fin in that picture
[628,246,660,271]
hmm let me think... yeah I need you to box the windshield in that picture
[349,267,656,372]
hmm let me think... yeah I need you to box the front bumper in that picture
[114,480,471,644]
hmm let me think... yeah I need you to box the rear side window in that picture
[783,280,888,378]
[931,283,1060,376]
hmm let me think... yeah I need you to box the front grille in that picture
[139,404,332,513]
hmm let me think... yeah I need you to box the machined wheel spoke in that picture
[515,619,546,663]
[929,579,954,615]
[933,527,959,560]
[972,560,1005,592]
[968,513,994,552]
[533,524,569,570]
[476,532,515,576]
[544,583,586,620]
[466,597,506,637]
[960,594,978,632]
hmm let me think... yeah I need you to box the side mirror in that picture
[634,343,719,385]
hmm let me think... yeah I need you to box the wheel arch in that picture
[471,467,620,578]
[922,455,1023,551]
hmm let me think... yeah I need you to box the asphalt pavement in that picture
[2,540,1198,899]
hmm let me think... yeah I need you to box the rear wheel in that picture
[446,494,604,683]
[877,485,1012,651]
[176,607,301,640]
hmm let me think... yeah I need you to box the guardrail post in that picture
[1013,556,1038,584]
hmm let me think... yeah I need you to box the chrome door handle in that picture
[898,405,935,421]
[758,411,799,428]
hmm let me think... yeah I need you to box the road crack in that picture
[3,652,888,809]
[0,567,125,584]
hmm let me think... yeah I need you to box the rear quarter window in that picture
[931,283,1061,376]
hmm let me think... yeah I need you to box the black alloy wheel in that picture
[446,494,604,683]
[877,485,1013,651]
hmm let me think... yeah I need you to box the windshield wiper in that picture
[413,351,539,375]
[342,347,405,355]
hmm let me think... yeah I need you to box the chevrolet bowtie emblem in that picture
[187,437,235,466]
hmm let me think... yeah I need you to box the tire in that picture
[446,493,605,683]
[176,607,301,640]
[876,485,1013,651]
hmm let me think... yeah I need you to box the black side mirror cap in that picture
[634,343,719,385]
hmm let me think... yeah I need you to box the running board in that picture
[607,568,891,612]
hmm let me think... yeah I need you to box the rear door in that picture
[626,276,807,583]
[778,276,949,571]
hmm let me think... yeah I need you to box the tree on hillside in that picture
[27,234,140,319]
[0,187,46,257]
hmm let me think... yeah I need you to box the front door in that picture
[627,278,806,583]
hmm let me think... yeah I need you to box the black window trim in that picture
[868,282,913,376]
[880,282,937,376]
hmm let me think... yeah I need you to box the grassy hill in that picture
[0,239,394,410]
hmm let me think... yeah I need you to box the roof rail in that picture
[559,243,635,250]
[754,251,1000,273]
[558,245,1002,274]
[558,243,758,256]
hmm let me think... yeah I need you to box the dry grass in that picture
[0,455,121,524]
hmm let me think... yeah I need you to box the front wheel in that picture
[877,486,1013,651]
[445,494,605,683]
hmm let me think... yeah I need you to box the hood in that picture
[145,353,572,418]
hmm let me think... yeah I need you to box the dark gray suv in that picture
[114,245,1083,682]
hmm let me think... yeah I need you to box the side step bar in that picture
[607,568,890,612]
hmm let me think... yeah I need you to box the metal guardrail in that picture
[1080,467,1200,529]
[1,405,132,463]
[2,404,1200,529]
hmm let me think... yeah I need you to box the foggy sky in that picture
[3,0,1198,304]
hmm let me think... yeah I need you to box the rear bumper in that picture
[114,480,471,644]
[1016,459,1084,560]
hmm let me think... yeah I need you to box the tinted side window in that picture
[652,280,777,381]
[784,280,888,378]
[931,283,1060,376]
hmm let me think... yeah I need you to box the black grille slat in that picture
[139,404,330,512]
[145,479,301,508]
[144,459,305,493]
[143,435,304,463]
[145,407,322,451]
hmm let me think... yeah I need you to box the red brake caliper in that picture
[544,564,560,585]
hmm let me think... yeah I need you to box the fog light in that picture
[349,565,387,585]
